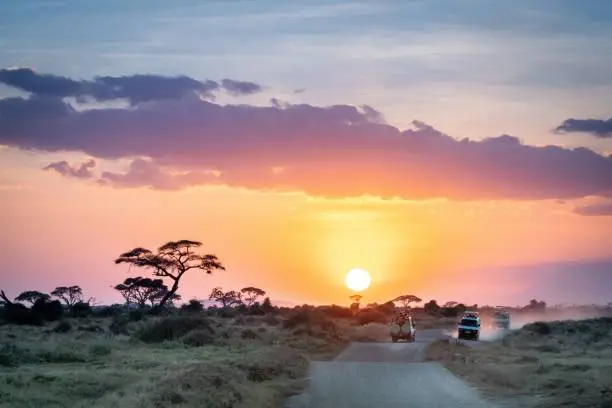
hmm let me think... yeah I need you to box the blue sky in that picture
[2,0,612,154]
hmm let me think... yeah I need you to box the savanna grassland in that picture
[0,306,397,408]
[427,317,612,408]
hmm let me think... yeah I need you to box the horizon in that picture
[2,0,612,307]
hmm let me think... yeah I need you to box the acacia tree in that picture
[240,287,266,307]
[51,286,84,307]
[114,277,170,307]
[209,287,242,308]
[392,294,422,309]
[115,240,225,308]
[349,294,363,311]
[15,291,51,306]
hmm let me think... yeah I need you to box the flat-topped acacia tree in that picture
[115,240,225,308]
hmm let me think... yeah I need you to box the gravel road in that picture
[286,329,500,408]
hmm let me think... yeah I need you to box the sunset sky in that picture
[1,0,612,307]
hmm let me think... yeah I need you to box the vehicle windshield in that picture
[460,318,479,327]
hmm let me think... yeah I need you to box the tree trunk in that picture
[158,279,179,308]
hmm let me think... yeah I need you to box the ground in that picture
[2,309,612,407]
[426,318,612,408]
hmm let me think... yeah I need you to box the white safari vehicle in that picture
[457,311,481,341]
[389,311,416,343]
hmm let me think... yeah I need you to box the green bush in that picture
[136,316,214,343]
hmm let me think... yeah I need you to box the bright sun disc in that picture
[345,268,372,292]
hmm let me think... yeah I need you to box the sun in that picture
[344,268,372,292]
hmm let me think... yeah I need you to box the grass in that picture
[0,311,388,408]
[425,317,612,408]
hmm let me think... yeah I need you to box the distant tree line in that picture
[0,238,596,329]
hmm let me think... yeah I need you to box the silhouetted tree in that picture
[51,286,84,307]
[15,290,50,306]
[114,277,170,307]
[209,287,242,308]
[349,294,363,311]
[181,299,204,313]
[523,299,547,312]
[115,240,225,308]
[261,297,274,314]
[240,287,266,307]
[392,295,422,309]
[424,299,440,315]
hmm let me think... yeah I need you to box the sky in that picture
[1,0,612,307]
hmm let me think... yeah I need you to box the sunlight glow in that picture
[345,268,372,292]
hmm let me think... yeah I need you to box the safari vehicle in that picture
[492,307,511,330]
[389,311,416,343]
[457,313,480,341]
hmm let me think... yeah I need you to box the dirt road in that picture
[286,329,501,408]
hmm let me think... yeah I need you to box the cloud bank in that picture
[555,118,612,138]
[3,69,612,201]
[0,68,262,104]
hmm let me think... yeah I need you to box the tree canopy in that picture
[15,291,50,305]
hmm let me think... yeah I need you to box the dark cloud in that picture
[220,79,262,96]
[554,118,612,138]
[43,159,96,179]
[0,68,262,105]
[573,202,612,216]
[2,77,612,200]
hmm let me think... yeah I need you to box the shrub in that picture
[525,321,552,335]
[180,299,204,313]
[319,305,353,319]
[32,298,64,321]
[70,302,92,318]
[53,321,72,333]
[109,314,130,335]
[262,314,280,326]
[94,304,124,317]
[136,316,214,343]
[357,309,387,325]
[182,329,216,347]
[129,309,145,322]
[248,302,267,316]
[217,307,237,319]
[1,303,43,325]
[282,310,313,329]
[240,329,260,340]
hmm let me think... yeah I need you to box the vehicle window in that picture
[460,318,479,327]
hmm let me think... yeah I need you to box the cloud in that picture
[554,118,612,138]
[99,158,219,190]
[220,79,262,96]
[0,68,262,105]
[43,159,96,179]
[2,71,612,200]
[573,201,612,216]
